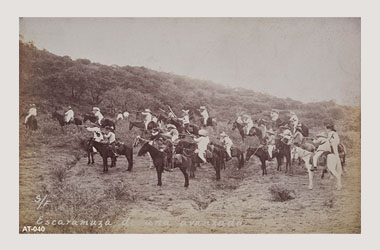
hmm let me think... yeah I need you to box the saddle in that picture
[309,151,332,166]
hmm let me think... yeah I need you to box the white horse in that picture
[292,145,342,190]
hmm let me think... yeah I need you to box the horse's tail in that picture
[129,146,133,169]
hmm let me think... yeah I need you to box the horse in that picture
[88,139,117,173]
[129,120,157,131]
[245,146,273,175]
[25,116,38,131]
[175,139,198,178]
[137,142,173,187]
[275,139,292,173]
[83,114,116,130]
[292,145,342,190]
[208,144,226,181]
[231,120,263,142]
[337,143,346,170]
[114,141,134,171]
[210,143,245,170]
[52,111,82,131]
[189,109,217,128]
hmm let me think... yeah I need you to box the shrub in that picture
[269,184,295,202]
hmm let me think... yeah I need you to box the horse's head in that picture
[137,142,150,156]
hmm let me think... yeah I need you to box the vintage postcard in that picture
[19,18,360,234]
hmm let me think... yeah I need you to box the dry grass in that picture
[269,184,296,202]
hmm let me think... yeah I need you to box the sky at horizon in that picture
[19,18,361,106]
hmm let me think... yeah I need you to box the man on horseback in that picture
[64,106,74,124]
[242,114,254,135]
[199,106,209,127]
[179,109,190,132]
[103,126,118,157]
[162,124,179,143]
[269,109,283,130]
[263,129,276,159]
[141,108,153,130]
[220,132,233,160]
[312,132,331,171]
[24,103,37,124]
[194,129,210,164]
[279,126,293,145]
[86,125,103,142]
[93,107,104,126]
[289,111,299,134]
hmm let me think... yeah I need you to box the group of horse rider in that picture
[24,103,342,171]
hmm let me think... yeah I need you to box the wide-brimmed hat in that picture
[182,109,189,114]
[68,106,72,109]
[166,124,176,130]
[220,132,228,137]
[30,103,36,107]
[105,126,113,131]
[200,106,206,110]
[144,109,152,113]
[316,132,327,138]
[198,129,208,136]
[93,107,100,112]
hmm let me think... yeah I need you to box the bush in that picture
[269,184,296,202]
[104,183,137,201]
[52,166,67,182]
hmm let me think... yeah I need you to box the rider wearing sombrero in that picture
[199,106,209,127]
[64,106,74,124]
[103,126,118,157]
[141,108,153,130]
[312,132,331,171]
[179,109,190,133]
[92,107,104,126]
[194,129,210,164]
[220,132,233,160]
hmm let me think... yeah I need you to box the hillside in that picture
[19,40,360,132]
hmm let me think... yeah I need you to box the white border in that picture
[2,0,378,249]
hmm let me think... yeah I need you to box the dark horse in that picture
[86,139,133,171]
[175,139,199,179]
[52,111,82,131]
[275,139,292,173]
[138,142,184,187]
[157,114,199,136]
[246,146,281,175]
[25,116,38,131]
[189,109,217,128]
[211,143,245,170]
[231,120,263,142]
[129,120,158,131]
[88,139,116,173]
[83,114,115,130]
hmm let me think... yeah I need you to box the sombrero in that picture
[198,129,208,136]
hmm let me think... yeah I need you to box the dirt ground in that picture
[19,122,360,234]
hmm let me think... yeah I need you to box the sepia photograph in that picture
[18,17,360,234]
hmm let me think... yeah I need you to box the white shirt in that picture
[181,115,190,125]
[142,112,152,122]
[116,113,123,120]
[200,109,209,119]
[194,136,210,151]
[104,131,116,144]
[221,136,233,147]
[28,107,37,116]
[65,109,74,121]
[123,111,129,118]
[86,127,103,142]
[94,111,104,122]
[327,131,340,146]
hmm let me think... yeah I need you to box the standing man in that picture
[326,124,340,157]
[24,103,37,124]
[289,111,299,134]
[200,106,209,127]
[64,106,74,124]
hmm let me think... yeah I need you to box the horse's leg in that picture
[157,166,163,186]
[91,152,94,164]
[179,165,189,187]
[305,162,314,190]
[126,150,133,171]
[87,150,91,165]
[103,157,107,173]
[215,163,221,181]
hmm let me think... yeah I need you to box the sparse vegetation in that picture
[269,184,296,202]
